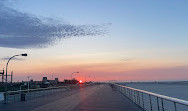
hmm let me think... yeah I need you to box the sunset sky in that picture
[0,0,188,82]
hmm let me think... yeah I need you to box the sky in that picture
[0,0,188,82]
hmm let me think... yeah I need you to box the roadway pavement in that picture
[0,84,144,111]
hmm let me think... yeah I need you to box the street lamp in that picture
[4,53,27,103]
[85,74,91,83]
[5,53,27,82]
[27,76,31,91]
[71,72,79,80]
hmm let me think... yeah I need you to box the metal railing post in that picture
[138,91,140,106]
[131,90,133,100]
[157,97,160,111]
[149,94,153,111]
[161,98,164,111]
[122,87,124,94]
[135,91,138,104]
[134,90,136,103]
[126,88,128,96]
[174,102,177,111]
[142,92,145,109]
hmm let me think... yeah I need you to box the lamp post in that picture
[85,74,92,83]
[5,53,27,82]
[27,76,31,91]
[71,72,79,80]
[4,53,27,104]
[71,72,79,84]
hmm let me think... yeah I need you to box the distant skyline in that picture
[0,0,188,82]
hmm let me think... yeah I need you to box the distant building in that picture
[55,78,58,82]
[42,77,59,85]
[42,77,47,83]
[64,78,78,84]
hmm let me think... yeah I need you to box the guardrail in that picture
[0,84,80,104]
[114,84,188,111]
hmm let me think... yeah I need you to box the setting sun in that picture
[79,80,82,83]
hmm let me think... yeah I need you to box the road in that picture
[0,84,144,111]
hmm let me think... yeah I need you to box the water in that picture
[118,82,188,111]
[121,82,188,101]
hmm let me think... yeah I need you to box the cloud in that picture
[0,1,110,48]
[120,58,132,62]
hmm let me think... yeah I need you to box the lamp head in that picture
[21,53,27,56]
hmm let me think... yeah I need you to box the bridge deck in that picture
[1,85,144,111]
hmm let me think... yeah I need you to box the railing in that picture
[0,85,78,104]
[114,84,188,111]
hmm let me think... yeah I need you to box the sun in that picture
[79,80,82,83]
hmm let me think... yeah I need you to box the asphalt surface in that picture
[0,85,144,111]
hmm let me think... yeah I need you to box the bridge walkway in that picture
[0,84,144,111]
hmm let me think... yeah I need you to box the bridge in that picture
[0,84,188,111]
